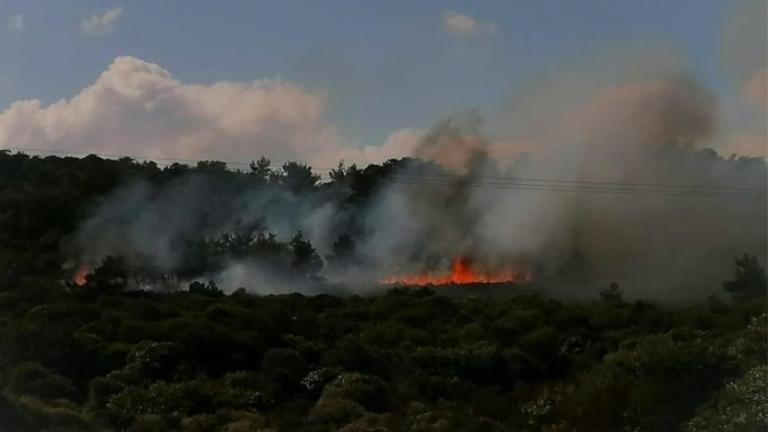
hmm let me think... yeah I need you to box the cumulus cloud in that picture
[81,7,122,35]
[442,10,495,39]
[0,56,419,167]
[7,14,23,31]
[327,128,424,168]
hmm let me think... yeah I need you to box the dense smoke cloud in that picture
[718,0,767,157]
[361,47,763,299]
[32,7,764,300]
[70,172,342,292]
[721,0,767,86]
[65,48,766,301]
[360,52,765,300]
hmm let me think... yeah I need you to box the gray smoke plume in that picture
[355,51,765,301]
[70,45,766,301]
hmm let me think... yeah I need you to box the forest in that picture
[0,150,765,431]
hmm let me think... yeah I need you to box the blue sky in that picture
[0,0,743,146]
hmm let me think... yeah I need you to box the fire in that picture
[383,256,528,286]
[73,263,89,286]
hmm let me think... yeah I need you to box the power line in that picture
[394,171,763,193]
[3,146,766,199]
[392,174,766,197]
[389,178,765,199]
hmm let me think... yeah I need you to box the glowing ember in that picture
[383,256,528,286]
[73,263,89,286]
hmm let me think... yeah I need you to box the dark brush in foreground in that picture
[0,256,765,431]
[0,151,765,431]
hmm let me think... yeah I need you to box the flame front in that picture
[383,256,528,286]
[73,263,89,286]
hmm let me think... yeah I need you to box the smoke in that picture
[721,0,767,86]
[68,49,766,300]
[718,0,767,158]
[57,6,766,300]
[351,48,766,301]
[68,170,338,289]
[413,113,491,174]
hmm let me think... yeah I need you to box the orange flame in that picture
[383,256,529,286]
[73,263,89,286]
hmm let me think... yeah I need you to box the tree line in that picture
[0,150,765,430]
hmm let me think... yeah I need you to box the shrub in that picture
[8,362,76,400]
[319,373,396,413]
[14,396,89,431]
[724,254,767,304]
[685,365,768,432]
[309,398,367,427]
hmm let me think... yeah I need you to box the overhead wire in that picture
[389,178,765,199]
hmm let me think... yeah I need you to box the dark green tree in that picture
[249,156,272,182]
[188,280,224,298]
[84,255,128,293]
[723,254,767,303]
[599,282,624,304]
[280,162,320,194]
[291,232,323,276]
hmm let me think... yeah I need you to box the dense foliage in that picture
[0,278,765,431]
[0,151,765,431]
[0,150,416,288]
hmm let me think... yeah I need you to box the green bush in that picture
[319,373,396,413]
[309,397,367,427]
[685,365,768,432]
[8,362,76,400]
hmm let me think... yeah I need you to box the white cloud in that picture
[7,14,23,31]
[0,56,419,167]
[442,10,495,39]
[328,128,424,167]
[81,7,122,35]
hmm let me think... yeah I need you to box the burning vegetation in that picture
[383,256,530,286]
[0,98,765,432]
[0,2,763,429]
[52,140,766,300]
[72,263,89,286]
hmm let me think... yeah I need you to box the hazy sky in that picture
[0,0,763,163]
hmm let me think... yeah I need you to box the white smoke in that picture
[28,6,764,300]
[355,48,766,301]
[64,50,766,300]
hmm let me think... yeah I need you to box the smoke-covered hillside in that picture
[0,148,764,301]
